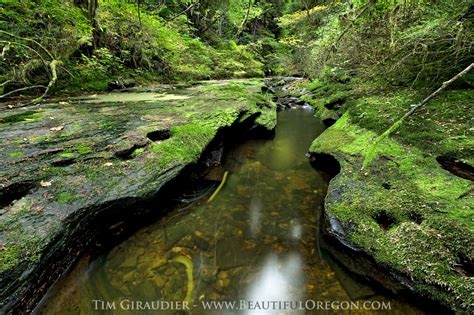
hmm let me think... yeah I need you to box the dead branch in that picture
[0,31,62,103]
[166,2,198,23]
[37,60,62,101]
[0,30,54,60]
[406,63,473,117]
[0,85,46,99]
[0,40,48,68]
[362,62,474,169]
[325,0,375,62]
[1,41,10,59]
[0,80,12,87]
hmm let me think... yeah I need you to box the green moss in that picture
[133,147,145,156]
[29,135,51,144]
[75,144,92,154]
[56,192,77,204]
[7,151,24,157]
[151,123,215,166]
[0,198,45,270]
[311,85,474,311]
[0,79,277,299]
[0,110,39,123]
[59,152,76,158]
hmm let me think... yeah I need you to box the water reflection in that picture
[248,196,262,237]
[245,254,304,315]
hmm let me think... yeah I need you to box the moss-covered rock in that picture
[0,79,276,313]
[309,87,474,312]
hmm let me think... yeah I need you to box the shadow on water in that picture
[36,109,427,315]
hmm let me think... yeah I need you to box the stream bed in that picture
[36,109,424,314]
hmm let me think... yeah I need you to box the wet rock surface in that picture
[0,79,276,313]
[37,109,424,315]
[264,77,312,111]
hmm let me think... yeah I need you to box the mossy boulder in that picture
[309,88,474,312]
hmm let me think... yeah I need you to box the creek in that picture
[36,108,424,314]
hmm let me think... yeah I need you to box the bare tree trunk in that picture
[236,0,253,38]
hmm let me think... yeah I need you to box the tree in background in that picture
[0,0,284,100]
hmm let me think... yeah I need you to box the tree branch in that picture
[166,2,198,23]
[0,40,48,68]
[37,60,62,100]
[0,30,54,60]
[325,0,375,62]
[0,85,46,99]
[362,63,474,169]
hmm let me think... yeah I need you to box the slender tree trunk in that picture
[236,0,253,38]
[74,0,100,47]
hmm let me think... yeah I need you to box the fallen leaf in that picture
[50,125,64,131]
[103,162,113,167]
[32,204,45,212]
[40,180,52,187]
[59,101,69,105]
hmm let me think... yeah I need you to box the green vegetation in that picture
[7,151,24,158]
[277,1,473,88]
[0,0,472,313]
[291,2,473,310]
[0,0,291,99]
[273,1,473,312]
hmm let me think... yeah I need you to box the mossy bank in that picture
[297,78,473,312]
[0,80,276,313]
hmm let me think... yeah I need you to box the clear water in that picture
[38,109,424,314]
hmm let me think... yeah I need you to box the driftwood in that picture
[362,63,474,169]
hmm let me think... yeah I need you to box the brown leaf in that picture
[40,180,52,187]
[50,125,64,131]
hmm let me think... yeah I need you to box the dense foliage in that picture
[0,0,284,95]
[0,0,472,97]
[277,0,474,87]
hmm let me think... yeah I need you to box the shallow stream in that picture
[37,109,424,314]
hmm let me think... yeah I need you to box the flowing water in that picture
[37,109,424,314]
